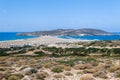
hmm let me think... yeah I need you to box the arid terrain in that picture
[0,40,120,80]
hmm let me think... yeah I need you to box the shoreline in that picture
[0,36,90,48]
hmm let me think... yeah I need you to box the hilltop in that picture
[17,28,112,36]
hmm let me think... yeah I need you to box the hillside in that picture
[17,28,112,36]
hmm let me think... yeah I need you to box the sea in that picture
[0,32,120,41]
[59,32,120,40]
[0,32,38,41]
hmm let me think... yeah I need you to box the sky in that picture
[0,0,120,32]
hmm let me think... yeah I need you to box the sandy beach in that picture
[0,36,87,48]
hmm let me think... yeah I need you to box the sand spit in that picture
[0,36,89,48]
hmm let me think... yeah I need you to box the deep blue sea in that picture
[0,32,37,41]
[0,32,120,41]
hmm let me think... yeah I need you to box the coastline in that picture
[0,36,90,48]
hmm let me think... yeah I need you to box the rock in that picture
[77,61,84,64]
[22,67,38,75]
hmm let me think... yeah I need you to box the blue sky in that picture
[0,0,120,32]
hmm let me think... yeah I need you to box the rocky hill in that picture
[17,28,112,36]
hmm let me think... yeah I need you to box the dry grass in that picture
[74,63,93,70]
[54,74,64,78]
[80,74,95,80]
[107,65,120,73]
[0,67,8,71]
[93,64,106,71]
[93,70,108,79]
[1,51,120,80]
[43,62,57,69]
[91,62,98,66]
[64,72,73,76]
[51,66,63,73]
[0,73,7,80]
[36,71,49,79]
[57,64,71,71]
[7,74,24,80]
[83,69,96,74]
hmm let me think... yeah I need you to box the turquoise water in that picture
[59,35,120,40]
[0,32,38,41]
[0,32,120,41]
[59,32,120,40]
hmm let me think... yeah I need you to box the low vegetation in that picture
[0,41,120,80]
[51,66,63,73]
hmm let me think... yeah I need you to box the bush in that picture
[51,66,63,73]
[18,49,27,54]
[28,48,35,51]
[117,72,120,78]
[8,75,21,80]
[0,52,9,56]
[58,60,75,67]
[34,51,45,56]
[107,66,120,73]
[0,67,7,71]
[86,57,96,62]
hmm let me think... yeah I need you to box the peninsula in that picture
[17,28,112,36]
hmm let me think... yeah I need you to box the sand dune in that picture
[0,36,86,48]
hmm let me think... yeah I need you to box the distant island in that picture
[17,28,113,36]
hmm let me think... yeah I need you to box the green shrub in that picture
[58,60,75,67]
[28,48,35,51]
[107,66,120,73]
[0,52,9,56]
[18,49,27,54]
[117,72,120,78]
[7,74,24,80]
[34,51,45,56]
[0,67,7,71]
[52,66,63,73]
[8,75,20,80]
[86,57,96,62]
